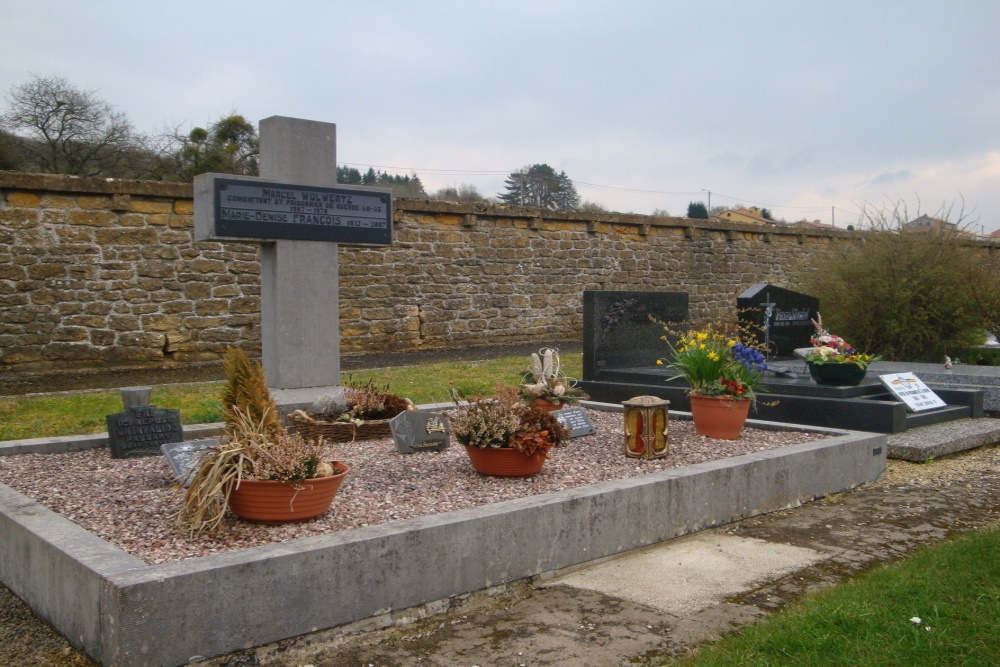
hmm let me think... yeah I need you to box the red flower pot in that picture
[226,461,349,524]
[688,394,751,440]
[464,445,549,477]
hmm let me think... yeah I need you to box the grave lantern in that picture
[622,395,670,459]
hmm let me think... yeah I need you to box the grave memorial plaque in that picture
[107,406,184,458]
[553,407,596,438]
[737,283,819,358]
[879,373,948,412]
[390,410,451,454]
[195,174,392,246]
[583,290,689,380]
[161,439,217,485]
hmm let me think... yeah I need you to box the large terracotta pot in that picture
[227,461,349,524]
[688,394,751,440]
[464,445,549,477]
[807,361,867,386]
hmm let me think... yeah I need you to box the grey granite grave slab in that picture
[886,418,1000,461]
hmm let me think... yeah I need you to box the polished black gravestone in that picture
[553,407,596,438]
[737,283,818,357]
[582,290,688,382]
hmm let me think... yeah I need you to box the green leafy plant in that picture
[657,324,768,400]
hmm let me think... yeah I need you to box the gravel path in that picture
[0,410,824,565]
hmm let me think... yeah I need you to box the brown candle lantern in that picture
[622,395,670,459]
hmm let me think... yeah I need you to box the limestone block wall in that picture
[0,171,883,373]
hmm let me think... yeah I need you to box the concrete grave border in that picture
[0,411,885,666]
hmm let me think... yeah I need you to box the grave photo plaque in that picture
[737,283,819,358]
[106,406,184,458]
[390,410,451,454]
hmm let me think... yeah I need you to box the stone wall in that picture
[0,171,960,374]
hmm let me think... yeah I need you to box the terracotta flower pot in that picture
[688,394,751,440]
[807,361,868,386]
[532,397,563,412]
[464,445,549,477]
[227,461,350,524]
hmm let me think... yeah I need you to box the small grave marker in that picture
[106,388,183,458]
[553,407,596,438]
[161,439,217,485]
[390,410,451,454]
[879,373,947,412]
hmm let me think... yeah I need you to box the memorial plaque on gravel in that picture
[106,406,184,458]
[390,410,451,454]
[553,407,596,438]
[737,283,819,358]
[161,439,217,486]
[583,290,689,380]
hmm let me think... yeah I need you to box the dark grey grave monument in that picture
[737,283,818,358]
[106,388,183,458]
[582,290,688,381]
[553,407,596,438]
[390,410,451,454]
[161,439,217,485]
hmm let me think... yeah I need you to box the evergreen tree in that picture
[498,164,580,210]
[687,201,709,219]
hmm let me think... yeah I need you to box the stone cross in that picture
[195,116,392,390]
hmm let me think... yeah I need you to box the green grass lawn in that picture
[0,353,581,441]
[668,525,1000,666]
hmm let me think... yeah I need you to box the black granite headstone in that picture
[161,438,217,485]
[390,410,451,454]
[583,290,689,380]
[106,406,184,458]
[737,283,819,358]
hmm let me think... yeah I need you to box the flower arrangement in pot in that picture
[176,347,348,531]
[804,313,880,386]
[518,347,589,411]
[451,385,569,476]
[288,378,413,443]
[658,324,768,440]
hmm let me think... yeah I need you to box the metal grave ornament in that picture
[390,410,451,454]
[622,395,670,459]
[106,387,183,458]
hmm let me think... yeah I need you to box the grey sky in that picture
[3,1,998,231]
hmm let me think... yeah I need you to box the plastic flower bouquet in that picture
[658,327,768,400]
[806,314,880,369]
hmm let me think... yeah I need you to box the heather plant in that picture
[803,202,989,361]
[451,386,567,457]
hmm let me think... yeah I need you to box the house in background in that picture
[903,214,994,240]
[711,206,773,225]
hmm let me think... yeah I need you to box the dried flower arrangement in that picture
[451,385,568,461]
[518,347,589,407]
[289,378,413,443]
[176,347,344,532]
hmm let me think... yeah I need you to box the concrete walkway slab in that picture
[543,533,825,616]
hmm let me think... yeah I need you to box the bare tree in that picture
[1,74,138,176]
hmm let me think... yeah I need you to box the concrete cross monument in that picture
[194,116,392,393]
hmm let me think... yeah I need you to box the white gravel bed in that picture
[0,410,829,565]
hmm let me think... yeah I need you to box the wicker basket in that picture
[288,410,393,444]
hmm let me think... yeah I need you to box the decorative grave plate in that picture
[390,410,451,454]
[161,439,217,486]
[553,407,596,438]
[879,373,947,412]
[106,406,183,458]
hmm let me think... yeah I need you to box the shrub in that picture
[803,203,989,362]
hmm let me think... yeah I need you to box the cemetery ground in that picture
[1,344,999,665]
